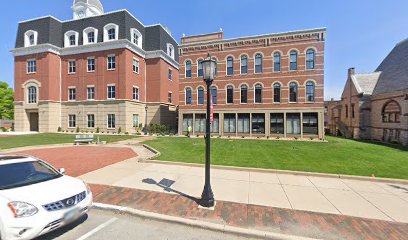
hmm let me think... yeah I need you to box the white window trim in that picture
[68,59,76,74]
[64,31,79,47]
[254,53,264,74]
[133,58,140,73]
[185,59,192,78]
[104,23,119,42]
[26,85,38,104]
[133,114,140,128]
[226,56,234,76]
[26,59,37,74]
[24,30,38,47]
[107,84,116,100]
[226,85,234,105]
[305,48,317,71]
[68,114,76,129]
[166,43,175,59]
[130,28,142,48]
[87,57,96,73]
[87,86,95,100]
[107,54,116,71]
[253,83,263,104]
[185,87,192,105]
[83,27,98,45]
[240,84,249,104]
[133,86,140,101]
[87,114,96,129]
[305,80,316,103]
[197,86,205,105]
[240,55,248,75]
[107,113,116,130]
[288,49,299,72]
[68,87,76,102]
[272,51,282,73]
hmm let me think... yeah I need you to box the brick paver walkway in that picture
[90,184,408,240]
[16,146,137,177]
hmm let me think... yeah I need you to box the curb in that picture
[140,145,408,185]
[92,202,320,240]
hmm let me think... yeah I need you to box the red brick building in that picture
[178,29,326,138]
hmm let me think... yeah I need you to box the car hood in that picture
[0,175,86,206]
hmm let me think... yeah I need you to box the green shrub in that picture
[118,127,122,134]
[76,127,80,133]
[57,127,62,132]
[96,127,100,133]
[136,132,142,136]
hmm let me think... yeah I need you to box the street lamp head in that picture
[201,53,216,84]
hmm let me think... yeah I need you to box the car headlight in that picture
[83,181,91,195]
[8,201,38,218]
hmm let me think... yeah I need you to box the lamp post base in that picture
[200,184,215,208]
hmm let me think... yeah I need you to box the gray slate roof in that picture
[373,38,408,95]
[15,10,179,61]
[351,72,381,95]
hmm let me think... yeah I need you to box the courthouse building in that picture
[178,29,326,138]
[12,0,179,133]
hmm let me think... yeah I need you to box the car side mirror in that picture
[59,168,65,174]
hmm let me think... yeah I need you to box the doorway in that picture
[29,112,39,132]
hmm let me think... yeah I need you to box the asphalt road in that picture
[35,208,258,240]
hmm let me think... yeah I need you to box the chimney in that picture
[348,67,355,78]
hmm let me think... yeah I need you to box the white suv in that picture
[0,155,93,240]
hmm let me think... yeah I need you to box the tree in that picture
[0,82,14,120]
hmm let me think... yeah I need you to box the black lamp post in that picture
[200,53,216,207]
[144,106,148,135]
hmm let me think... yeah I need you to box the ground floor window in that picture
[287,113,301,135]
[252,113,265,134]
[270,113,284,134]
[237,114,250,133]
[195,114,206,133]
[133,114,139,128]
[303,113,318,135]
[68,114,76,128]
[210,114,219,133]
[87,114,95,128]
[182,114,193,133]
[224,113,236,133]
[107,114,116,129]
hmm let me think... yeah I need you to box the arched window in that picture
[240,85,248,103]
[28,86,37,104]
[29,35,35,46]
[306,49,315,70]
[64,31,79,47]
[241,55,248,74]
[273,83,281,103]
[108,28,116,40]
[185,88,192,104]
[227,57,234,76]
[255,84,262,103]
[273,52,281,72]
[104,23,119,42]
[83,27,98,45]
[382,100,401,123]
[211,86,218,105]
[167,43,174,59]
[227,85,234,104]
[255,54,263,73]
[289,82,298,102]
[24,30,38,47]
[290,50,298,71]
[185,60,192,78]
[197,60,203,77]
[306,81,315,102]
[198,87,204,105]
[131,28,143,48]
[212,58,218,75]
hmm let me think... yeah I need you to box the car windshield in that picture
[0,160,62,190]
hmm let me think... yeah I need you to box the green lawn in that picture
[143,136,408,180]
[0,133,138,150]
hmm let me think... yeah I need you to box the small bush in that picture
[196,134,200,138]
[57,127,62,132]
[136,132,142,136]
[169,133,174,136]
[96,127,100,133]
[294,137,298,140]
[276,136,280,140]
[125,132,129,135]
[309,137,314,141]
[267,136,270,139]
[76,127,80,133]
[118,127,122,134]
[241,136,245,139]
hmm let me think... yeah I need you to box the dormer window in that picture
[167,43,175,59]
[64,31,79,47]
[130,28,142,48]
[24,30,38,47]
[83,27,98,45]
[104,23,119,42]
[88,32,95,43]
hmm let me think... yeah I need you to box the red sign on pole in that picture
[210,94,214,123]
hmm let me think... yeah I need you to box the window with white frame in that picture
[133,87,139,101]
[168,68,172,80]
[197,60,203,77]
[104,24,119,42]
[306,49,316,70]
[227,57,234,76]
[24,30,38,47]
[197,87,204,105]
[68,88,76,101]
[107,55,116,70]
[133,58,139,73]
[64,31,79,47]
[167,43,175,59]
[133,114,139,128]
[87,87,95,100]
[87,114,95,128]
[107,85,116,99]
[83,27,98,45]
[255,84,262,103]
[185,60,192,78]
[68,114,76,128]
[240,55,248,74]
[185,87,192,105]
[27,86,37,104]
[130,28,142,48]
[290,50,298,71]
[68,60,76,74]
[107,114,116,129]
[255,54,263,73]
[27,59,37,73]
[289,82,298,102]
[211,86,218,105]
[88,32,95,43]
[87,57,95,72]
[306,81,315,102]
[273,52,281,72]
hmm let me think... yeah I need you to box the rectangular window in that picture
[87,58,95,72]
[351,104,355,118]
[133,114,139,128]
[107,85,116,99]
[198,88,204,105]
[87,87,95,100]
[68,88,76,101]
[303,113,318,135]
[286,113,301,135]
[237,114,250,133]
[133,87,139,101]
[69,35,76,46]
[68,114,76,128]
[270,113,284,134]
[252,113,265,134]
[223,113,236,133]
[68,60,76,74]
[88,32,95,43]
[133,58,139,73]
[241,58,248,74]
[168,69,173,80]
[27,60,37,73]
[210,113,219,133]
[28,87,37,104]
[168,92,172,103]
[87,114,95,128]
[194,114,206,133]
[107,114,116,129]
[182,114,193,133]
[227,87,234,104]
[107,55,116,70]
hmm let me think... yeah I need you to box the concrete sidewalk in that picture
[80,158,408,224]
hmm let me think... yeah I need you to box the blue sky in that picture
[0,0,407,100]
